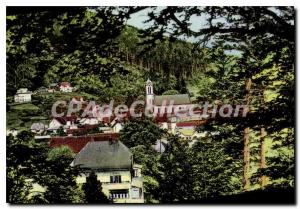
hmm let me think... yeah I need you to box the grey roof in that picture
[31,122,45,130]
[154,94,191,106]
[71,141,132,170]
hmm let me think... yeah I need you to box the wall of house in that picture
[76,170,131,184]
[14,94,31,103]
[60,86,73,92]
[113,123,123,133]
[76,169,144,203]
[49,119,62,129]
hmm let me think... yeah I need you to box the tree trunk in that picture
[243,78,252,191]
[260,127,267,187]
[243,127,250,191]
[260,89,268,188]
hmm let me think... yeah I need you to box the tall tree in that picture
[7,132,34,203]
[82,171,109,203]
[119,118,165,148]
[135,6,295,192]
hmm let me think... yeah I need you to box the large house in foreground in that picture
[71,140,144,203]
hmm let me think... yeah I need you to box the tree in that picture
[158,135,193,203]
[39,146,83,203]
[6,131,35,203]
[119,118,165,148]
[82,171,109,203]
[130,145,162,203]
[162,89,179,95]
[190,138,242,200]
[6,7,128,96]
[136,6,295,192]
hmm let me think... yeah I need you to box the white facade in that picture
[14,88,32,103]
[145,79,154,110]
[17,88,29,94]
[76,165,144,203]
[60,85,73,92]
[6,129,18,137]
[14,94,31,103]
[49,119,63,129]
[31,123,46,134]
[113,122,123,133]
[79,118,99,125]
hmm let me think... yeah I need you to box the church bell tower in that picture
[145,78,154,109]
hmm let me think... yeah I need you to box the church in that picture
[145,78,194,119]
[145,79,207,140]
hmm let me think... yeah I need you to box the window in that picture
[133,169,138,177]
[131,188,141,199]
[110,175,122,183]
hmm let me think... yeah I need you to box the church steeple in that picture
[145,78,154,109]
[146,78,153,95]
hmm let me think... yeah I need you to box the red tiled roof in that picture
[60,82,71,87]
[49,133,119,153]
[154,113,169,123]
[176,120,207,127]
[54,116,77,125]
[66,124,99,135]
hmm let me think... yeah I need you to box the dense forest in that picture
[6,6,295,203]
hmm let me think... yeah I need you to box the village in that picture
[7,79,213,203]
[6,5,295,205]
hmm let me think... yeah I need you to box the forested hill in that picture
[6,7,211,104]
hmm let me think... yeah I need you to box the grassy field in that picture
[6,91,98,130]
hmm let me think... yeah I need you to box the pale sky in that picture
[126,7,209,43]
[126,7,241,55]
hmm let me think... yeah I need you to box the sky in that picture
[126,7,241,55]
[126,7,209,43]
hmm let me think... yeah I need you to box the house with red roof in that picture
[59,82,73,92]
[49,133,119,153]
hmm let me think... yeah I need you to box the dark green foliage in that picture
[6,7,127,96]
[162,89,179,95]
[139,6,294,191]
[40,146,82,203]
[56,127,67,136]
[130,145,161,203]
[158,135,193,203]
[7,131,82,203]
[82,172,109,203]
[119,118,166,148]
[7,131,35,203]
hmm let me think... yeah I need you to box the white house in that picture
[6,129,18,137]
[71,141,144,203]
[14,88,32,103]
[48,117,77,131]
[110,118,124,133]
[59,82,73,92]
[31,122,46,134]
